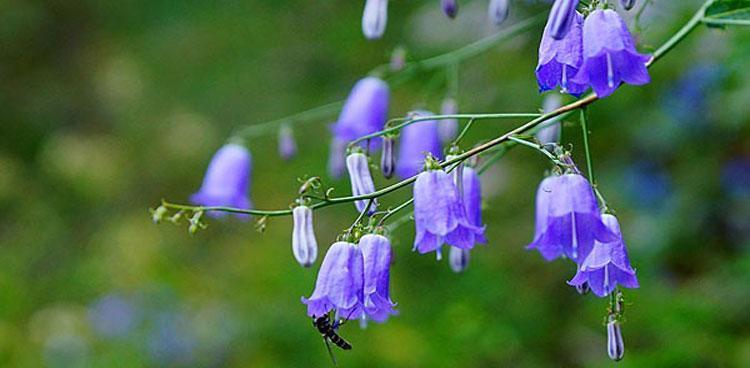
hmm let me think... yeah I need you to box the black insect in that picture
[313,312,353,367]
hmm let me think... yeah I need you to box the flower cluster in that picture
[537,1,650,98]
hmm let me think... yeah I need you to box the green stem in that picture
[507,136,566,167]
[579,108,595,183]
[452,118,476,147]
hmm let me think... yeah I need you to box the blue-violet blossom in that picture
[292,205,318,267]
[191,143,252,217]
[570,9,651,98]
[331,77,389,150]
[442,0,458,18]
[527,173,615,263]
[488,0,510,25]
[568,214,639,297]
[362,0,388,40]
[302,241,364,319]
[462,166,488,244]
[346,152,378,213]
[278,123,297,161]
[396,111,443,179]
[546,0,579,40]
[536,10,587,96]
[439,98,459,143]
[360,234,397,322]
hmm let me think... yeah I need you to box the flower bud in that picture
[547,0,579,40]
[292,205,318,267]
[381,136,396,179]
[278,123,297,161]
[488,0,510,26]
[439,98,459,143]
[188,211,204,235]
[449,247,470,273]
[607,315,625,361]
[620,0,636,10]
[346,152,378,213]
[390,46,406,72]
[362,0,388,40]
[152,205,168,223]
[441,0,458,19]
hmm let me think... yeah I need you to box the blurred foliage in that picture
[0,0,749,367]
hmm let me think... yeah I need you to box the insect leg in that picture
[323,337,339,368]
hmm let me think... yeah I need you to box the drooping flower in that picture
[413,168,484,257]
[546,0,579,40]
[449,247,470,273]
[328,138,347,179]
[570,9,651,98]
[442,0,458,18]
[302,242,364,319]
[331,77,390,150]
[346,152,378,214]
[292,205,318,267]
[607,314,625,361]
[536,10,587,96]
[278,123,297,161]
[527,173,615,263]
[380,136,396,179]
[191,143,252,217]
[438,98,459,143]
[359,234,397,322]
[488,0,510,25]
[536,93,562,147]
[396,111,443,179]
[362,0,388,40]
[568,214,639,297]
[620,0,636,11]
[461,166,487,244]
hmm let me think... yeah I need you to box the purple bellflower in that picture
[488,0,510,26]
[413,168,484,258]
[302,241,364,319]
[360,234,397,322]
[442,0,458,18]
[278,124,297,161]
[449,247,470,273]
[439,98,459,143]
[536,10,587,96]
[461,166,488,244]
[571,9,651,98]
[191,144,252,217]
[527,173,616,263]
[568,214,639,297]
[362,0,388,40]
[292,205,318,267]
[346,152,378,214]
[332,77,389,150]
[546,0,579,40]
[396,111,443,179]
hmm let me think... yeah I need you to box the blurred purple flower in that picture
[449,247,470,273]
[568,214,639,297]
[360,234,397,322]
[662,64,725,130]
[536,10,587,96]
[442,0,458,18]
[362,0,388,40]
[88,294,139,338]
[536,93,563,146]
[191,144,252,217]
[328,138,348,179]
[527,174,615,263]
[397,111,443,179]
[346,152,378,213]
[571,9,651,98]
[439,98,459,143]
[488,0,510,25]
[332,77,389,148]
[278,123,297,161]
[302,241,364,319]
[147,311,196,366]
[292,205,318,267]
[723,157,750,199]
[413,168,484,257]
[622,161,672,210]
[546,0,579,40]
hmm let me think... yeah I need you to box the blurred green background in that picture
[1,0,749,367]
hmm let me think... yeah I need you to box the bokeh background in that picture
[1,0,749,367]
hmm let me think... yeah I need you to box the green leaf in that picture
[704,0,750,27]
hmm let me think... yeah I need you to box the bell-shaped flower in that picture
[191,143,252,217]
[413,168,484,257]
[278,123,297,161]
[536,93,562,147]
[302,241,364,319]
[527,174,615,263]
[360,234,397,322]
[292,205,318,267]
[461,166,487,244]
[488,0,510,25]
[332,77,389,150]
[438,98,459,143]
[449,247,470,273]
[546,0,579,40]
[568,214,639,297]
[396,111,442,179]
[346,152,378,214]
[441,0,458,19]
[570,9,651,98]
[362,0,388,40]
[536,10,587,96]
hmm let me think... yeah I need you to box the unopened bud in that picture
[449,247,470,273]
[188,211,204,235]
[488,0,510,26]
[390,47,406,72]
[362,0,388,40]
[152,205,168,224]
[441,0,458,19]
[346,152,378,214]
[620,0,636,11]
[278,123,297,161]
[381,136,396,179]
[607,315,625,361]
[292,205,318,267]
